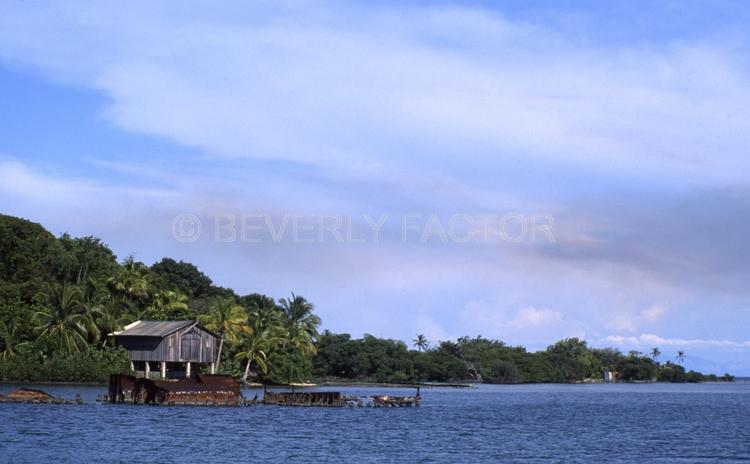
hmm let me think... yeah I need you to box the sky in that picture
[1,1,749,374]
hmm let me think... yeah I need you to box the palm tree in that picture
[146,290,191,320]
[245,296,284,337]
[650,347,661,362]
[91,296,129,346]
[676,351,686,365]
[235,328,273,383]
[0,317,21,358]
[106,256,153,316]
[74,278,130,345]
[278,293,321,356]
[150,290,189,311]
[79,297,103,345]
[71,236,108,284]
[200,297,248,372]
[413,334,429,351]
[236,299,285,382]
[33,284,92,353]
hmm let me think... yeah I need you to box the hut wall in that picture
[115,326,218,363]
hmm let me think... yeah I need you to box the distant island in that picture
[0,213,734,385]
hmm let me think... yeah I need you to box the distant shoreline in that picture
[2,378,743,389]
[0,380,107,386]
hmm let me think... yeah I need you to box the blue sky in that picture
[1,1,749,374]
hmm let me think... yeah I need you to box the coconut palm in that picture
[235,300,284,382]
[676,351,686,365]
[79,297,103,345]
[146,290,192,320]
[33,284,92,353]
[91,296,130,346]
[0,317,21,358]
[413,334,429,351]
[106,256,153,313]
[200,297,248,372]
[76,277,126,344]
[650,347,661,362]
[278,293,321,356]
[235,328,275,383]
[150,290,189,311]
[245,296,284,336]
[104,256,156,326]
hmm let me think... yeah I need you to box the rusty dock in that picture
[106,374,421,407]
[108,374,249,406]
[262,386,421,407]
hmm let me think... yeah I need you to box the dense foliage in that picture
[313,333,733,384]
[0,345,131,383]
[0,214,734,384]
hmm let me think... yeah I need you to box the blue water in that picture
[1,382,749,463]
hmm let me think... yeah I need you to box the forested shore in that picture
[0,214,733,384]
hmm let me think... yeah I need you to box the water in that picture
[1,382,749,463]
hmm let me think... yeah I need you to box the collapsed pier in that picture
[107,374,421,407]
[263,391,421,407]
[109,374,246,406]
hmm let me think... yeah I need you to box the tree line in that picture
[0,214,733,384]
[314,332,732,384]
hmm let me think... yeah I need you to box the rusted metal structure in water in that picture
[0,388,82,404]
[263,391,360,407]
[108,373,247,406]
[1,376,422,408]
[107,374,421,407]
[262,386,421,407]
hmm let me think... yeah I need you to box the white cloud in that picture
[0,160,79,202]
[604,303,670,333]
[641,303,669,322]
[1,3,750,184]
[1,2,750,370]
[605,315,637,333]
[413,312,451,344]
[601,333,750,349]
[0,159,172,205]
[513,306,564,326]
[460,301,564,339]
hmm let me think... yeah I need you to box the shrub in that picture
[0,345,132,382]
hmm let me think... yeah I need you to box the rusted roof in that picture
[111,320,195,337]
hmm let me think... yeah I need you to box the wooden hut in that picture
[110,320,219,379]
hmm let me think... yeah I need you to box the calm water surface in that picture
[1,382,749,463]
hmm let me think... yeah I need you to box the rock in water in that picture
[5,388,55,401]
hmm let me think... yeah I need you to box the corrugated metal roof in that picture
[113,320,195,337]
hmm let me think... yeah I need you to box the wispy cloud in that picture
[1,2,750,184]
[1,1,749,371]
[458,300,568,342]
[600,334,750,349]
[641,303,669,322]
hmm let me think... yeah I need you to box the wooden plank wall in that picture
[115,327,218,363]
